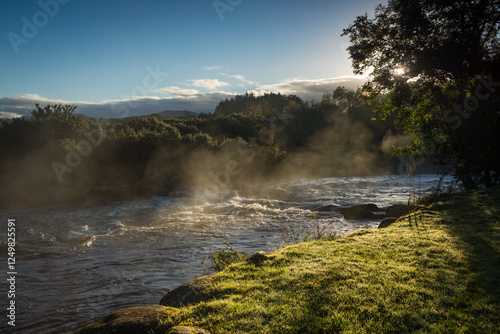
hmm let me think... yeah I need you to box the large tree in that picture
[343,0,500,189]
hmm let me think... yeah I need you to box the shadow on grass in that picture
[436,186,500,308]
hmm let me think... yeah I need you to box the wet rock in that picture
[315,204,339,212]
[160,275,214,308]
[342,204,386,220]
[72,305,180,334]
[167,326,211,334]
[378,217,398,229]
[246,251,269,264]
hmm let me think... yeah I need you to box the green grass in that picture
[157,186,500,333]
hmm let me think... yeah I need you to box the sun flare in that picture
[394,68,406,75]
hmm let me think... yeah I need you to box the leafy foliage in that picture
[343,0,500,189]
[0,95,398,206]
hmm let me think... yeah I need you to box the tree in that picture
[343,0,500,189]
[31,103,96,140]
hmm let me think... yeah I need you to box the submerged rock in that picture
[315,204,339,212]
[160,275,214,308]
[167,325,211,334]
[342,204,386,220]
[72,305,180,334]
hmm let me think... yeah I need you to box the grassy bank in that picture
[157,186,500,333]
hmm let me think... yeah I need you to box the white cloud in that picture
[227,74,256,85]
[0,76,367,120]
[0,111,24,118]
[203,65,222,71]
[149,86,200,96]
[190,79,230,90]
[0,91,237,119]
[256,76,366,100]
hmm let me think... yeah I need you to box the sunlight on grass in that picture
[156,186,500,333]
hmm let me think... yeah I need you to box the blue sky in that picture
[1,0,383,118]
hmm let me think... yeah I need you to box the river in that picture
[0,174,448,333]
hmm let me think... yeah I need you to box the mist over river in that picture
[0,174,449,333]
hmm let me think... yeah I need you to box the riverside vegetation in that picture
[73,185,500,333]
[0,89,401,207]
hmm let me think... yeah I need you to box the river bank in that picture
[74,185,500,333]
[0,175,450,333]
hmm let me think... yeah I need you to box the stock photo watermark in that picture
[213,0,243,21]
[6,219,17,327]
[7,0,71,54]
[201,108,294,199]
[397,73,500,175]
[110,65,169,118]
[50,65,169,183]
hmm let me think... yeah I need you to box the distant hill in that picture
[81,110,199,123]
[157,110,198,118]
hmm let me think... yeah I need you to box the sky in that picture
[0,0,383,118]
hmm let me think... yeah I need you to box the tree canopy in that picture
[343,0,500,189]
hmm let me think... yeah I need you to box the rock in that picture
[342,204,386,220]
[246,251,269,264]
[385,205,411,218]
[167,326,211,334]
[72,305,180,334]
[315,204,339,212]
[378,217,398,229]
[160,275,214,308]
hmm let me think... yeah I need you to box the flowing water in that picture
[0,174,449,333]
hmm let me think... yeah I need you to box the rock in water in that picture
[167,326,211,334]
[72,305,180,334]
[342,204,386,220]
[160,275,214,308]
[315,204,339,212]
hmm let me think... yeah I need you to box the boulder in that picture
[167,326,211,334]
[385,205,411,218]
[342,204,386,220]
[378,217,398,229]
[246,251,269,264]
[72,305,180,334]
[160,275,214,308]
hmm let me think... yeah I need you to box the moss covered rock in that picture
[72,305,180,334]
[160,275,215,308]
